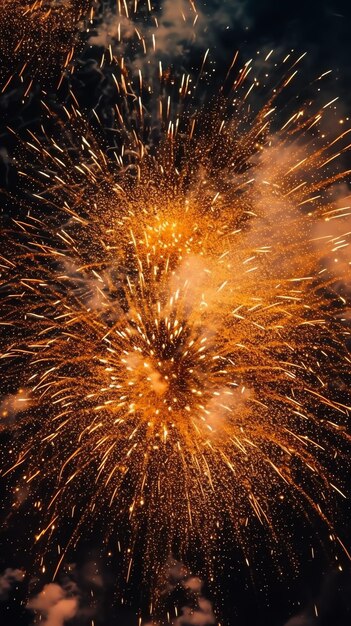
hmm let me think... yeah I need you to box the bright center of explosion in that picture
[99,213,237,437]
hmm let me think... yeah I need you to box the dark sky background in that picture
[1,1,351,625]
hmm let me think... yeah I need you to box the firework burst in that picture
[1,52,351,616]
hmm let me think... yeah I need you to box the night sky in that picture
[1,1,351,625]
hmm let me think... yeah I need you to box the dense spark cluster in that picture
[0,51,351,610]
[0,0,94,86]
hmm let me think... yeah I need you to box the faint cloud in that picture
[27,582,79,626]
[0,388,31,423]
[0,568,25,600]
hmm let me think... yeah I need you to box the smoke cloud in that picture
[88,0,250,72]
[27,582,79,626]
[0,568,25,600]
[173,600,216,625]
[154,559,217,626]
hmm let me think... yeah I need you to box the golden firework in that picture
[1,53,351,611]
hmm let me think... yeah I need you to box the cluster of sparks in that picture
[0,1,350,620]
[0,0,95,89]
